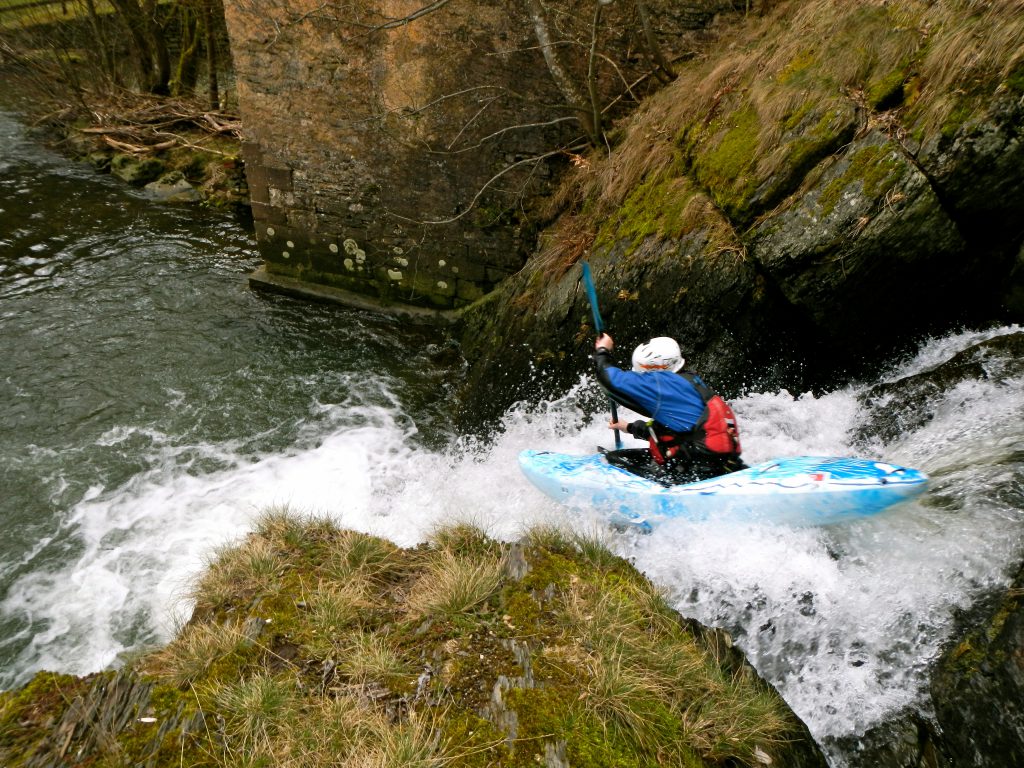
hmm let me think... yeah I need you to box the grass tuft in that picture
[405,551,504,620]
[303,579,370,657]
[340,632,411,687]
[191,535,283,614]
[323,530,403,585]
[208,672,299,758]
[139,619,254,688]
[352,714,443,768]
[568,528,622,571]
[427,521,496,558]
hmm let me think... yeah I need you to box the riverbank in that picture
[1,126,1021,764]
[0,0,246,211]
[0,66,248,209]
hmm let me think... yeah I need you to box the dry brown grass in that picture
[530,212,598,282]
[569,0,1024,233]
[682,672,794,763]
[912,0,1024,130]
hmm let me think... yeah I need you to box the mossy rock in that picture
[685,92,856,227]
[748,129,969,344]
[110,153,166,186]
[0,514,828,767]
[143,170,201,203]
[87,151,111,172]
[929,561,1024,765]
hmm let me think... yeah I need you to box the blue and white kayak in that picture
[518,451,928,530]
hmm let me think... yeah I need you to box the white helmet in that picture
[631,337,684,373]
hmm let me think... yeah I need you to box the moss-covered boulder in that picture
[0,513,827,767]
[110,153,166,186]
[143,170,202,203]
[748,130,968,341]
[456,0,1024,428]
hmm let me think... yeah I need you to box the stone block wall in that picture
[222,0,728,312]
[220,0,567,310]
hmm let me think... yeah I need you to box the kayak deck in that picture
[518,451,928,529]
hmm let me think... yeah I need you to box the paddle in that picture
[581,261,623,450]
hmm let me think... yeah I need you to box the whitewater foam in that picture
[1,325,1022,768]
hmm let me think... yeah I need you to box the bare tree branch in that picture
[586,1,604,145]
[435,116,578,155]
[387,144,588,225]
[370,0,455,31]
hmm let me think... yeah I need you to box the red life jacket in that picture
[646,373,741,463]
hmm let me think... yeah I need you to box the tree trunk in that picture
[173,6,200,95]
[526,0,597,143]
[586,2,603,144]
[203,0,220,110]
[83,0,117,82]
[108,0,157,90]
[636,0,675,81]
[142,0,171,95]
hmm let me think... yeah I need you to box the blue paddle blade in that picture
[581,261,604,332]
[581,261,622,448]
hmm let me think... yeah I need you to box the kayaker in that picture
[593,333,745,483]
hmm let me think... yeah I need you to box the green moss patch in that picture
[689,103,762,221]
[817,142,906,218]
[593,163,741,266]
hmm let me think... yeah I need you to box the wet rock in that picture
[919,96,1024,254]
[828,711,945,768]
[143,170,201,203]
[749,130,968,345]
[110,153,165,186]
[929,562,1024,766]
[854,331,1024,445]
[87,151,110,173]
[455,204,786,431]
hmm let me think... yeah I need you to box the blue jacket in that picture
[593,348,707,433]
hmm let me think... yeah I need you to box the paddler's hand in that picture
[595,333,614,352]
[608,419,630,431]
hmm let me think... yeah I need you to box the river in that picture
[2,110,1023,765]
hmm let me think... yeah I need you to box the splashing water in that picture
[2,110,1023,766]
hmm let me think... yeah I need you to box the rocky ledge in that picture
[0,515,826,768]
